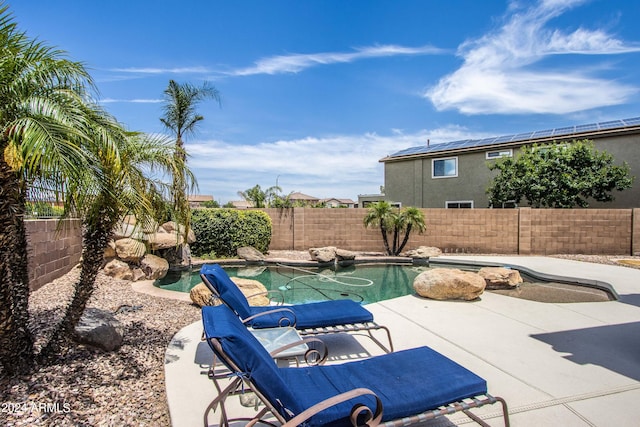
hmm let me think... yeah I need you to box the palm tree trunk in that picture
[38,215,113,364]
[379,225,391,255]
[396,224,414,255]
[0,158,35,375]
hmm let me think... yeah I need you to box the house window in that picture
[432,157,458,178]
[446,201,473,209]
[486,149,512,159]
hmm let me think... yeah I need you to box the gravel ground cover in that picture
[1,250,639,426]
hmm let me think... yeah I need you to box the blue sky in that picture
[10,0,640,204]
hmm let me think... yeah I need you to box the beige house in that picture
[187,194,214,208]
[380,117,640,209]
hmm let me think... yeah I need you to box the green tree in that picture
[363,202,427,255]
[487,140,634,208]
[38,117,182,363]
[160,79,220,238]
[237,184,281,208]
[0,3,97,375]
[202,199,220,208]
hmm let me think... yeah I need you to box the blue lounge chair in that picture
[200,263,393,353]
[202,304,510,427]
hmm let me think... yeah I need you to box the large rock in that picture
[74,308,124,351]
[309,246,337,263]
[161,221,196,244]
[231,277,270,306]
[103,259,133,280]
[159,244,191,267]
[335,248,356,261]
[104,240,116,259]
[237,246,266,262]
[146,232,184,250]
[403,246,442,258]
[140,254,169,280]
[413,268,485,300]
[112,222,144,240]
[115,238,146,262]
[190,283,217,307]
[478,267,523,289]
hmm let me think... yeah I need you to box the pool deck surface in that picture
[163,256,640,426]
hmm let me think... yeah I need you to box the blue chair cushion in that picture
[278,347,487,426]
[247,299,374,329]
[200,264,253,319]
[202,305,488,427]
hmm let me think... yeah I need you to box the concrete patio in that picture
[164,256,640,426]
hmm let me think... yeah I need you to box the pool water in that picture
[155,263,614,304]
[155,264,428,305]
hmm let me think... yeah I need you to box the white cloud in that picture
[231,44,444,76]
[185,126,482,203]
[426,0,640,114]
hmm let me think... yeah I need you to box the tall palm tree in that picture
[39,109,184,362]
[160,79,220,239]
[0,3,96,375]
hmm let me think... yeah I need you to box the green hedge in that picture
[190,209,272,258]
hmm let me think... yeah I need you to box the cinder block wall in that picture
[25,219,83,291]
[264,208,638,255]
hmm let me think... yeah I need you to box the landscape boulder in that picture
[114,238,146,262]
[309,246,337,263]
[403,246,442,258]
[413,268,485,300]
[140,254,169,280]
[336,248,356,261]
[161,221,196,244]
[103,259,133,281]
[190,283,216,307]
[478,267,523,289]
[74,308,124,352]
[232,277,270,306]
[237,246,266,262]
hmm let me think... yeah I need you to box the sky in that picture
[9,0,640,204]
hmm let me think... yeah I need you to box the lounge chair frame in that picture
[203,324,510,427]
[200,270,394,353]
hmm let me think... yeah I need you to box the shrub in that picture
[190,209,272,257]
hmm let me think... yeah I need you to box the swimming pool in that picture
[154,262,614,304]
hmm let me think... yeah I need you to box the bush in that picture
[190,209,272,257]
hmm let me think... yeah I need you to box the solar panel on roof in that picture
[598,120,623,130]
[387,116,640,159]
[575,123,598,132]
[622,117,640,126]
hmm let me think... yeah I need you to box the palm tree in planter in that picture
[38,107,186,363]
[0,3,97,375]
[363,202,426,256]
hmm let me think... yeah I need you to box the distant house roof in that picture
[230,200,253,209]
[322,198,356,205]
[288,192,319,201]
[381,116,640,162]
[188,194,214,202]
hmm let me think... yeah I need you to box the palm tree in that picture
[363,201,394,255]
[0,3,96,375]
[237,184,282,208]
[39,110,183,362]
[363,202,426,255]
[160,79,220,240]
[395,207,426,255]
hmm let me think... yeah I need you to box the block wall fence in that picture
[263,207,640,256]
[25,219,83,291]
[24,208,640,288]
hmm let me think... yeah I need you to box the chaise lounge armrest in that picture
[282,388,383,427]
[242,307,298,327]
[269,336,328,366]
